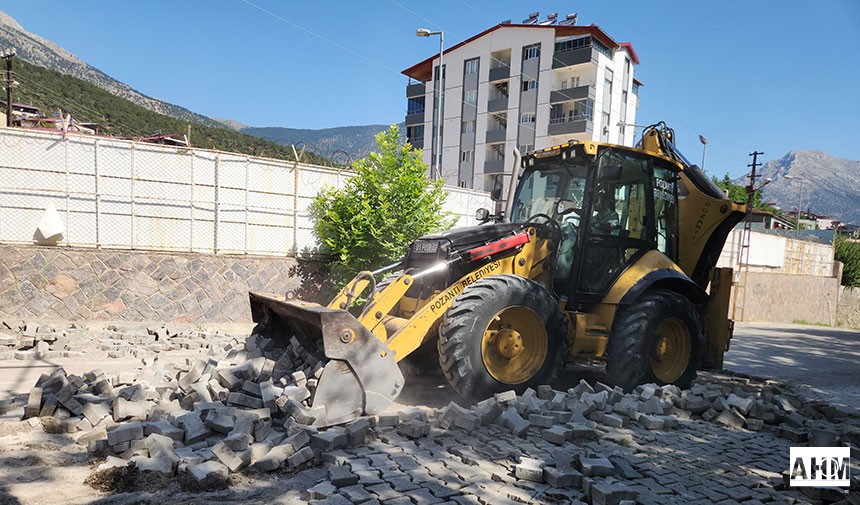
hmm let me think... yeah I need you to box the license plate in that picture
[412,241,439,254]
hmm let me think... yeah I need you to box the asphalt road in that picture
[726,322,860,414]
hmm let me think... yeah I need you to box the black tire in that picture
[606,289,703,391]
[438,274,566,401]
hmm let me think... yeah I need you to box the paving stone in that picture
[541,425,572,445]
[81,401,111,425]
[514,457,544,482]
[578,457,615,477]
[543,465,582,488]
[499,407,530,437]
[313,426,349,451]
[329,464,360,488]
[339,484,374,503]
[638,414,665,430]
[590,481,637,505]
[107,421,144,446]
[286,446,315,468]
[308,481,338,500]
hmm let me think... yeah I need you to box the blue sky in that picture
[2,1,859,178]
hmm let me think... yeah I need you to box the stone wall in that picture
[837,286,860,328]
[735,272,840,325]
[0,245,323,323]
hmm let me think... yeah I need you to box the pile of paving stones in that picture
[0,320,232,361]
[6,325,860,503]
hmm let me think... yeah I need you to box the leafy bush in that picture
[835,236,860,287]
[309,125,453,279]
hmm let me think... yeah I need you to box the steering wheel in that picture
[524,213,563,241]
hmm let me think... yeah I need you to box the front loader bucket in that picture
[249,292,403,427]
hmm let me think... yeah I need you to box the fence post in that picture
[244,158,249,255]
[94,138,100,248]
[292,160,299,255]
[64,136,71,246]
[190,151,195,252]
[214,152,220,254]
[131,143,136,250]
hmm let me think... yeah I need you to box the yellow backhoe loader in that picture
[249,122,746,427]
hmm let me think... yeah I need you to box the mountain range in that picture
[1,9,858,224]
[240,125,396,162]
[754,151,860,225]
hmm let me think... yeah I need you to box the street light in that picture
[698,135,708,169]
[784,175,805,239]
[416,28,444,181]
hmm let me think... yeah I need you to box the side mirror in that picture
[475,208,491,222]
[490,187,503,201]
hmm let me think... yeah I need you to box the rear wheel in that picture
[606,289,703,391]
[438,274,566,401]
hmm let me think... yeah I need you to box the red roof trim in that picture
[402,23,626,82]
[618,42,639,65]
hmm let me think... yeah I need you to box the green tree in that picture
[309,125,453,279]
[713,174,777,212]
[835,236,860,287]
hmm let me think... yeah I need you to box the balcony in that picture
[487,97,508,113]
[550,84,594,104]
[484,159,506,174]
[488,66,510,82]
[551,47,597,69]
[405,111,425,126]
[409,136,424,149]
[406,82,425,97]
[547,115,593,136]
[485,129,506,144]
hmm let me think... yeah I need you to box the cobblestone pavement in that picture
[0,321,857,505]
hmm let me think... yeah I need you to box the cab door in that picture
[573,148,676,298]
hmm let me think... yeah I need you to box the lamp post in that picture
[784,175,805,239]
[698,135,708,169]
[416,28,443,181]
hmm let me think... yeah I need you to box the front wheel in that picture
[438,274,566,401]
[606,289,703,391]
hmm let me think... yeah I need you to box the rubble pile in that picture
[7,325,859,502]
[0,321,232,361]
[16,331,378,485]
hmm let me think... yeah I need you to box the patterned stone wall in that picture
[0,245,324,323]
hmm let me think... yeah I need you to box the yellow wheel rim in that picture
[650,317,692,384]
[481,306,548,384]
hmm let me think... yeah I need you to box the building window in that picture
[554,36,590,54]
[408,125,424,142]
[632,82,640,95]
[464,90,477,105]
[464,58,479,74]
[523,45,540,60]
[461,150,474,162]
[593,39,612,58]
[462,120,475,133]
[520,113,536,123]
[521,79,537,92]
[518,144,534,153]
[407,97,425,115]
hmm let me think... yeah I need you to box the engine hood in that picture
[416,222,523,252]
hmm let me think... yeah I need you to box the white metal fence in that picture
[0,128,493,256]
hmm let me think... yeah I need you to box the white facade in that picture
[404,21,640,196]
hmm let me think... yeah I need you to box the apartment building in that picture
[402,13,640,195]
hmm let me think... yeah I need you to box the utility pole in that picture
[745,151,763,206]
[1,48,16,127]
[732,150,764,323]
